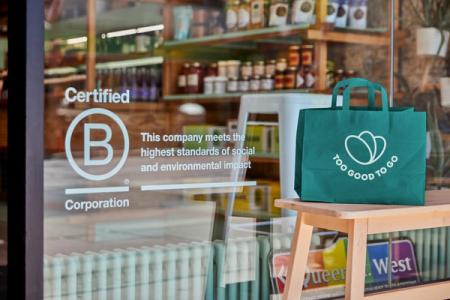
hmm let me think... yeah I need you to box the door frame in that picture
[7,0,44,299]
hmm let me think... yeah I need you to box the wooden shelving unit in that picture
[163,89,311,102]
[162,0,395,96]
[164,25,388,49]
[45,2,163,40]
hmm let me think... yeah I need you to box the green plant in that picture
[409,0,450,56]
[409,0,450,30]
[426,91,449,187]
[394,76,450,188]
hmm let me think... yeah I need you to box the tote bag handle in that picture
[331,78,376,108]
[342,81,389,112]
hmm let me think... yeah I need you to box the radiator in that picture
[44,229,450,300]
[44,239,267,300]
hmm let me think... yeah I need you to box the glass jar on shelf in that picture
[228,77,239,92]
[206,63,218,77]
[261,74,274,91]
[250,75,261,91]
[296,67,305,89]
[177,63,191,94]
[301,44,314,67]
[284,67,297,90]
[204,76,215,95]
[253,61,265,77]
[218,61,228,77]
[214,77,228,94]
[226,0,240,32]
[288,45,301,67]
[250,0,265,29]
[227,60,241,78]
[187,62,203,94]
[239,76,250,92]
[265,59,276,76]
[303,65,316,89]
[242,61,253,77]
[238,0,251,30]
[275,59,287,90]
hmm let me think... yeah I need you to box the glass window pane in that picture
[394,0,450,287]
[40,0,420,299]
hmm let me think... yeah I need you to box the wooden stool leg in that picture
[345,219,368,300]
[283,213,313,300]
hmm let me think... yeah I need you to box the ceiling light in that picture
[66,36,87,45]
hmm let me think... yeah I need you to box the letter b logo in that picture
[65,108,129,181]
[84,123,113,166]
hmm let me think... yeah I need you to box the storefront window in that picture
[41,0,449,299]
[393,0,450,286]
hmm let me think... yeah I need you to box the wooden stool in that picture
[276,190,450,300]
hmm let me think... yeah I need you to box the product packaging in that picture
[269,0,289,27]
[334,0,349,28]
[348,0,367,29]
[326,0,339,25]
[291,0,316,25]
[173,6,193,40]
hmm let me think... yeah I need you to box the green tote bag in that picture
[294,78,427,205]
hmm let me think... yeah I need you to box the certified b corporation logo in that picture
[65,108,129,181]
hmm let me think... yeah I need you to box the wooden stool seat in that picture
[276,190,450,300]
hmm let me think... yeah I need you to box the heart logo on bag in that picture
[345,131,387,166]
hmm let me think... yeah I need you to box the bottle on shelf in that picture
[226,0,240,32]
[206,63,218,77]
[113,69,122,92]
[137,68,147,102]
[265,59,276,76]
[288,45,301,68]
[177,63,190,94]
[249,0,265,29]
[238,0,251,31]
[148,68,159,102]
[119,68,128,94]
[303,65,316,89]
[284,66,297,89]
[274,58,287,90]
[242,61,253,77]
[254,61,265,77]
[128,67,139,101]
[187,62,203,94]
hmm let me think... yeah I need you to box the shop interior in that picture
[1,0,450,299]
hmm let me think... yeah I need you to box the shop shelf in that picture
[164,25,389,49]
[163,89,311,102]
[45,3,163,40]
[45,55,163,76]
[44,74,86,85]
[55,102,165,116]
[75,102,165,111]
